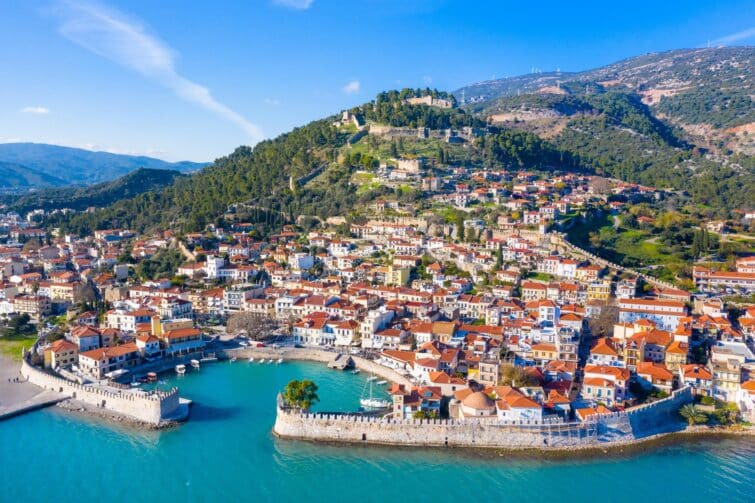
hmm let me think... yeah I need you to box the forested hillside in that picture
[48,90,581,236]
[457,47,755,214]
[5,168,186,214]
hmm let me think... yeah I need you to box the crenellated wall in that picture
[21,356,179,425]
[274,387,694,450]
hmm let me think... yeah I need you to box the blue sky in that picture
[1,0,753,162]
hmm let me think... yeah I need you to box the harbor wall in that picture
[226,347,413,386]
[274,387,693,450]
[20,356,179,425]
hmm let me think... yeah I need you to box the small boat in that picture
[367,376,378,381]
[146,372,157,382]
[190,359,200,369]
[248,357,255,363]
[360,379,391,410]
[130,381,141,388]
[276,358,283,364]
[230,357,237,363]
[351,369,361,374]
[175,364,186,375]
[376,380,387,385]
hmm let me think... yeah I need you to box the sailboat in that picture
[360,377,391,410]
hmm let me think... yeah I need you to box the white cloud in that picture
[263,97,281,106]
[710,27,755,46]
[273,0,314,10]
[422,75,433,85]
[53,0,263,142]
[342,80,360,94]
[21,106,50,115]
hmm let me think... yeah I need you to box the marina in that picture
[1,361,753,502]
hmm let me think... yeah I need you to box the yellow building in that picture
[44,339,78,369]
[587,281,611,302]
[664,340,688,371]
[385,265,411,287]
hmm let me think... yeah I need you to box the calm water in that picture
[1,361,753,503]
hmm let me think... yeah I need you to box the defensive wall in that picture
[273,386,693,450]
[21,351,180,425]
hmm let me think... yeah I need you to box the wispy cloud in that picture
[263,97,281,106]
[21,106,50,115]
[273,0,314,10]
[342,80,360,94]
[710,27,755,46]
[52,0,263,141]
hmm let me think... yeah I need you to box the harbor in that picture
[1,360,753,503]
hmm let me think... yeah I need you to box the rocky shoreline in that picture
[55,399,185,430]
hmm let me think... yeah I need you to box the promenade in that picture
[0,354,66,420]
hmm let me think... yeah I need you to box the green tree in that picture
[678,404,707,426]
[282,379,319,410]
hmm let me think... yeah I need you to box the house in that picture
[390,384,442,419]
[427,371,467,396]
[44,339,78,369]
[159,327,205,355]
[582,365,631,406]
[737,381,755,422]
[588,338,620,367]
[636,362,675,393]
[491,386,543,422]
[78,342,140,379]
[679,364,713,396]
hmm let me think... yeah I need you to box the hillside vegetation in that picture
[5,168,186,215]
[50,90,581,236]
[458,47,755,214]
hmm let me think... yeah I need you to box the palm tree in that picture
[679,404,707,426]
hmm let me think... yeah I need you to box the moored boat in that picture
[360,379,391,410]
[175,364,186,375]
[190,359,200,369]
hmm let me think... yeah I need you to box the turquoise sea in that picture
[1,361,753,503]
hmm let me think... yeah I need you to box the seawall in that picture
[274,387,694,451]
[20,356,180,426]
[226,347,413,387]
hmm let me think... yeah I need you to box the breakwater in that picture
[20,352,181,426]
[274,386,694,450]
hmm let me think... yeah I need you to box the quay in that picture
[225,346,412,387]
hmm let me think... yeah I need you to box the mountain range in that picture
[0,143,206,191]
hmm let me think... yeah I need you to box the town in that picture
[1,155,753,429]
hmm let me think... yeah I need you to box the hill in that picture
[49,89,581,236]
[4,168,187,215]
[0,143,207,188]
[455,47,755,212]
[0,161,68,191]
